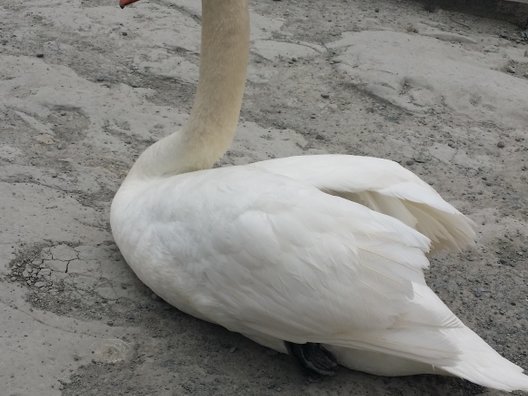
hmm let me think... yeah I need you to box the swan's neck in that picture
[126,0,249,181]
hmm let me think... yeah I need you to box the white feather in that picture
[251,155,476,252]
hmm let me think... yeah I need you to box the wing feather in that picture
[145,167,433,344]
[250,155,476,252]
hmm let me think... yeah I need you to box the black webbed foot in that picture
[285,341,338,376]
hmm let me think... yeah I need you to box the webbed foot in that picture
[285,342,338,376]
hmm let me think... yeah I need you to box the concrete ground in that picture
[1,0,527,395]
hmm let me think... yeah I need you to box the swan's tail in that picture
[327,325,528,392]
[329,325,528,392]
[438,326,528,392]
[324,284,528,392]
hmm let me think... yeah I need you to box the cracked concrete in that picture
[1,0,527,395]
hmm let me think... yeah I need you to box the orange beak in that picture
[119,0,141,9]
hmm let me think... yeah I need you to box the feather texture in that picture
[251,155,476,252]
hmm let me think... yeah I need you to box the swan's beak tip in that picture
[119,0,140,9]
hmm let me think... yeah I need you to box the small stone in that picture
[39,268,52,277]
[34,134,55,145]
[405,159,415,166]
[34,281,46,288]
[506,66,515,74]
[10,276,16,281]
[406,24,418,34]
[497,141,505,148]
[22,270,29,278]
[36,53,44,58]
[320,93,330,99]
[121,32,128,36]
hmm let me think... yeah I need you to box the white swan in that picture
[112,0,528,391]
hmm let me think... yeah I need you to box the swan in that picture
[112,0,528,391]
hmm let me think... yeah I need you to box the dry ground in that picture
[1,0,527,395]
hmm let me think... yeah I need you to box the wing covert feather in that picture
[250,155,476,251]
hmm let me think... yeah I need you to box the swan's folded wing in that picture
[165,170,439,343]
[250,155,476,252]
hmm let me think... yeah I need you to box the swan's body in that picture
[112,0,528,391]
